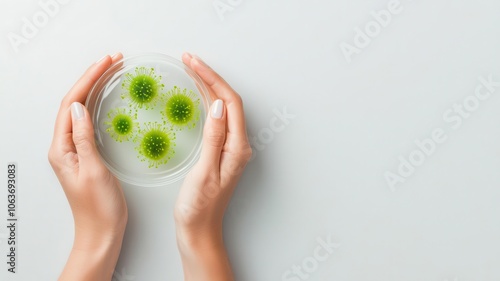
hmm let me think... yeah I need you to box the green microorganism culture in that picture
[104,108,137,142]
[121,66,164,110]
[161,86,201,130]
[135,122,176,168]
[106,65,202,169]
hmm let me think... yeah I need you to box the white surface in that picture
[1,0,500,280]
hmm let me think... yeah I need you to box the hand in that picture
[174,53,252,281]
[49,53,128,281]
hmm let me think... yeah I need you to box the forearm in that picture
[59,231,124,281]
[176,228,234,281]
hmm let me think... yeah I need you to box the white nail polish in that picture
[71,102,84,120]
[211,99,223,119]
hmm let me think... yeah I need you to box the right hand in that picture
[174,53,252,281]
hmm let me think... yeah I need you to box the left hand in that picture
[49,53,128,242]
[49,53,128,281]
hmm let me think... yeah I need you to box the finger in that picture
[51,56,113,156]
[70,102,102,167]
[111,52,123,64]
[182,53,226,103]
[61,55,112,109]
[198,99,226,172]
[182,53,218,102]
[182,53,248,140]
[110,52,125,75]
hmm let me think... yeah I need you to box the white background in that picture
[1,0,500,280]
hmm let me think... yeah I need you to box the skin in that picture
[49,53,127,281]
[175,53,253,281]
[49,53,252,281]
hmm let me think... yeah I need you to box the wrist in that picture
[73,222,126,252]
[72,208,128,249]
[175,227,234,281]
[59,227,125,281]
[176,225,223,253]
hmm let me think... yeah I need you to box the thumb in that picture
[199,99,226,170]
[70,102,101,166]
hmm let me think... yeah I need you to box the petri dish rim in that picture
[85,53,211,187]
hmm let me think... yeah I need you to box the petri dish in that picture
[86,53,211,187]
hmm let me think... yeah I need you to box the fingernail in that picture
[71,102,84,120]
[185,52,193,60]
[193,55,208,67]
[111,52,120,60]
[211,99,223,119]
[96,55,108,64]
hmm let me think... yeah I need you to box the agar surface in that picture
[106,65,202,169]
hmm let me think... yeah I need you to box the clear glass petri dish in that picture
[86,53,211,187]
